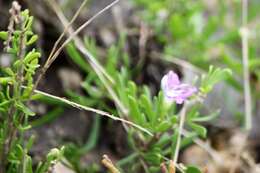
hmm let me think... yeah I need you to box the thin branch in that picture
[240,0,252,131]
[47,0,89,63]
[101,155,121,173]
[34,0,117,91]
[173,103,187,164]
[169,160,176,173]
[229,1,252,171]
[28,87,152,136]
[46,0,117,84]
[46,0,128,115]
[162,156,185,173]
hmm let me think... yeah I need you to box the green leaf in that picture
[181,132,197,148]
[13,59,23,69]
[155,91,166,120]
[0,31,8,40]
[249,58,260,70]
[140,94,155,122]
[18,124,32,131]
[3,67,15,76]
[26,35,38,45]
[0,77,13,84]
[186,105,200,120]
[0,100,12,107]
[127,81,137,98]
[128,95,146,125]
[66,43,91,73]
[188,122,207,138]
[143,149,162,165]
[25,16,34,30]
[153,133,172,148]
[170,115,178,124]
[47,146,64,162]
[23,50,41,64]
[200,66,232,93]
[15,101,35,116]
[26,135,36,151]
[155,121,172,132]
[192,109,220,122]
[15,144,24,160]
[116,74,129,106]
[186,166,202,173]
[25,156,33,173]
[171,130,179,155]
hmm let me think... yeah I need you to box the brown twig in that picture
[101,155,121,173]
[4,1,21,51]
[160,162,168,173]
[160,160,176,173]
[169,160,176,173]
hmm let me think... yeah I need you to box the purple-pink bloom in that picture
[161,71,197,104]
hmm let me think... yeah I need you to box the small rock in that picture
[0,53,12,67]
[58,68,82,90]
[52,162,75,173]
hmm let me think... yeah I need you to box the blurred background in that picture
[0,0,260,172]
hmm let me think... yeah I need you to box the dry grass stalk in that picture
[102,155,121,173]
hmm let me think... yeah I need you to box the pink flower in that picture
[161,71,197,104]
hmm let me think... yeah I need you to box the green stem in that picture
[173,103,187,164]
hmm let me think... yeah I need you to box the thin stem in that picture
[34,0,117,92]
[173,103,187,164]
[33,0,89,92]
[50,0,119,61]
[27,86,152,136]
[47,0,89,61]
[47,0,128,115]
[42,0,116,84]
[229,1,252,172]
[241,0,252,131]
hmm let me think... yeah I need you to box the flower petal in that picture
[161,71,197,104]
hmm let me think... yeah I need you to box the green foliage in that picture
[185,166,202,173]
[200,66,232,94]
[66,35,231,172]
[134,0,260,100]
[0,6,64,173]
[0,1,249,173]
